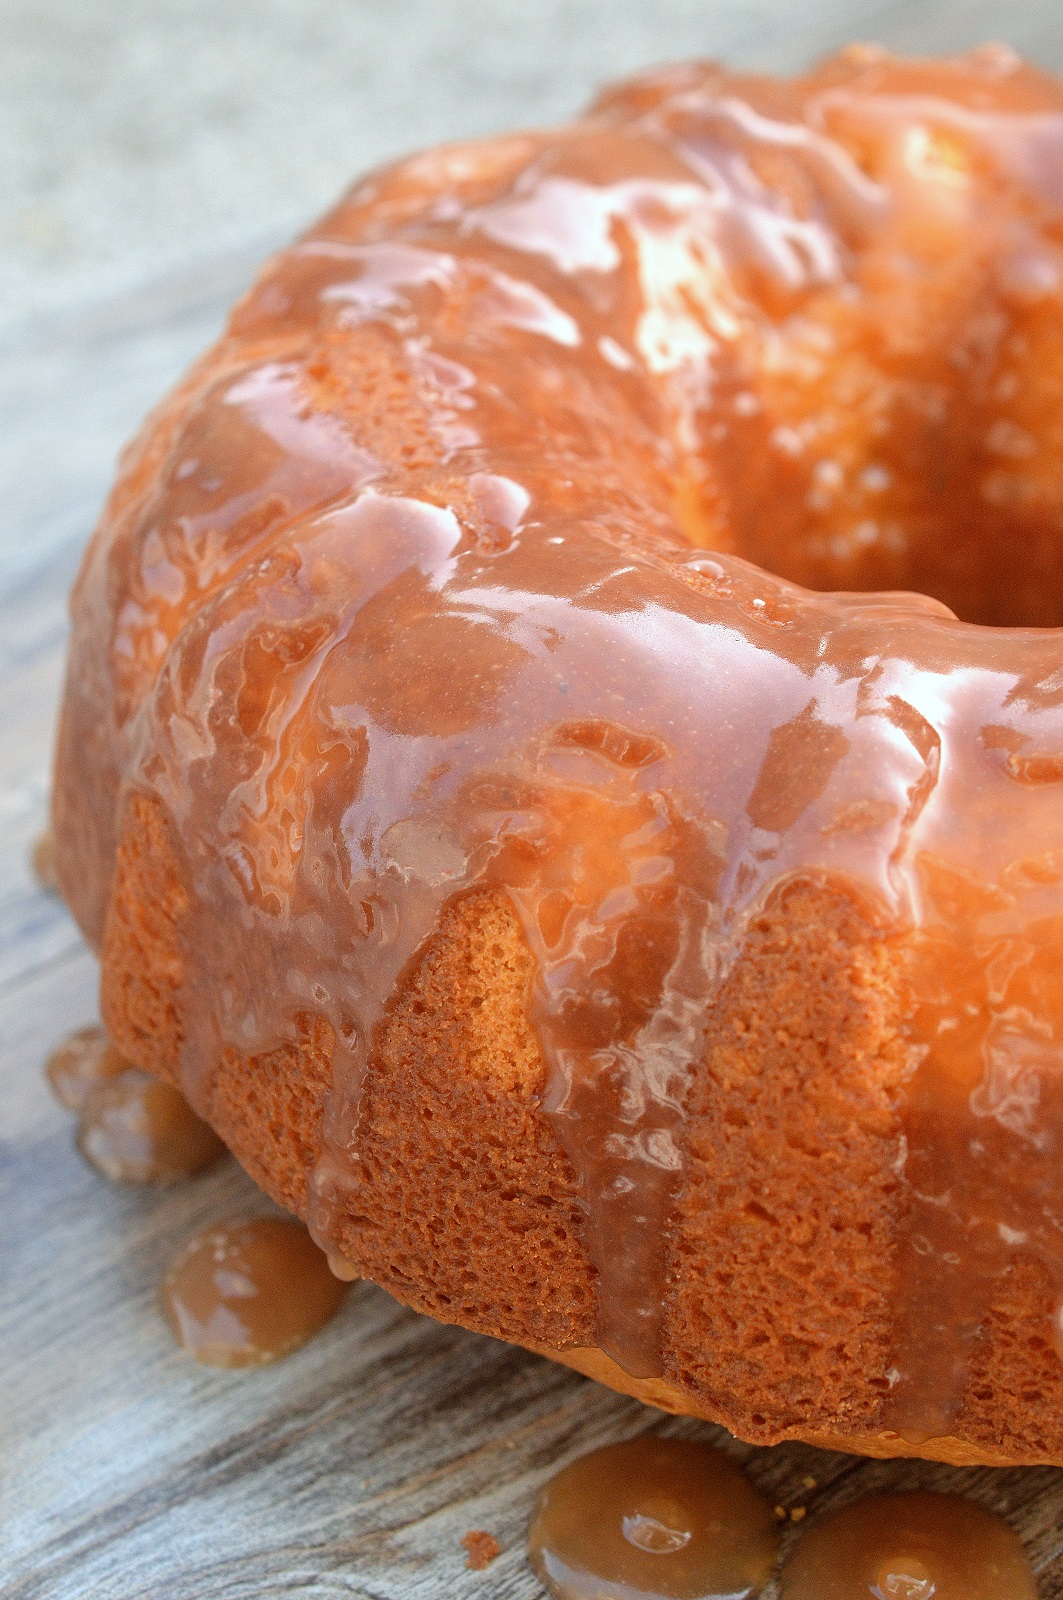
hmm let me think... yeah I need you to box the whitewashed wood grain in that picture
[6,24,1063,1593]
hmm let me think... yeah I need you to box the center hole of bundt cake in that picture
[687,379,1063,631]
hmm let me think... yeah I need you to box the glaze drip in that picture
[53,46,1063,1426]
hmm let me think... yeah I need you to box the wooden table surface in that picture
[6,20,1063,1597]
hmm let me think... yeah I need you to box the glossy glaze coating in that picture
[160,1217,347,1366]
[76,1068,227,1184]
[47,1025,227,1181]
[777,1491,1036,1599]
[528,1436,778,1600]
[52,46,1063,1437]
[45,1025,129,1112]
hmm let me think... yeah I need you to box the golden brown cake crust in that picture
[58,46,1063,1464]
[102,796,1063,1465]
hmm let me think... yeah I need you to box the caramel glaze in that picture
[46,1025,129,1112]
[46,1025,227,1182]
[77,1069,227,1184]
[161,1217,347,1366]
[51,44,1063,1435]
[528,1437,778,1600]
[777,1491,1036,1600]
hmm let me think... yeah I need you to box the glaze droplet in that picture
[161,1217,348,1367]
[777,1491,1036,1600]
[528,1436,778,1600]
[326,1252,361,1281]
[45,1025,131,1112]
[77,1068,227,1184]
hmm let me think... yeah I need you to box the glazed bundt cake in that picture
[53,43,1063,1466]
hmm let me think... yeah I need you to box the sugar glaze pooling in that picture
[161,1218,347,1366]
[53,46,1063,1433]
[46,1025,227,1184]
[777,1490,1037,1599]
[528,1436,779,1600]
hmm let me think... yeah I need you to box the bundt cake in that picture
[52,43,1063,1466]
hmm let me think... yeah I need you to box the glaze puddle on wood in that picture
[161,1217,347,1366]
[777,1492,1037,1600]
[528,1437,779,1599]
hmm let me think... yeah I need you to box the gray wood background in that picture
[4,3,1063,1595]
